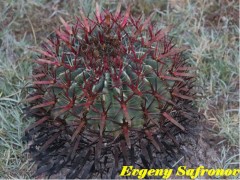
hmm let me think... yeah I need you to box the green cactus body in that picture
[24,4,198,179]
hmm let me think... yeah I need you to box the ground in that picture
[0,0,239,179]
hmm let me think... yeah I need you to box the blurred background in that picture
[0,0,239,178]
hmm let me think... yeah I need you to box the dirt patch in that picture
[171,118,239,179]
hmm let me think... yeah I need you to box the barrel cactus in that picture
[24,3,198,179]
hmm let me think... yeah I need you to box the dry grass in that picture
[0,0,239,178]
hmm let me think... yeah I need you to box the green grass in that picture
[0,0,239,178]
[0,33,33,177]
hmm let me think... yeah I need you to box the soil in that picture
[170,119,239,179]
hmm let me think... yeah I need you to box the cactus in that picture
[24,4,198,179]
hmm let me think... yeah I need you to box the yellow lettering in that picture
[176,166,186,176]
[163,169,173,179]
[207,169,215,176]
[232,169,240,176]
[224,169,232,176]
[155,169,164,176]
[200,169,208,176]
[147,169,155,176]
[120,166,133,176]
[120,166,240,179]
[214,169,224,176]
[191,165,204,179]
[186,168,195,177]
[132,169,139,176]
[138,169,148,179]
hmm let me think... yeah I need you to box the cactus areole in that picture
[24,4,198,179]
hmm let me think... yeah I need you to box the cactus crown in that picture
[24,4,198,179]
